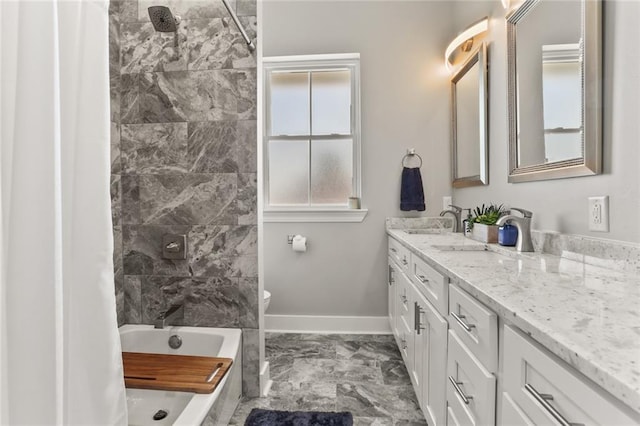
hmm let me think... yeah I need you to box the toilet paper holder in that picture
[288,234,307,252]
[287,235,308,244]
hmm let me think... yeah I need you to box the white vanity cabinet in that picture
[387,239,413,361]
[388,236,449,426]
[413,287,448,426]
[387,230,640,426]
[501,325,640,426]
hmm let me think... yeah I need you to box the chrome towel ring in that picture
[402,149,423,168]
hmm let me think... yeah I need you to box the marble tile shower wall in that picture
[108,0,259,396]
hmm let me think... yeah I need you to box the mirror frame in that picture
[506,0,602,183]
[451,43,489,188]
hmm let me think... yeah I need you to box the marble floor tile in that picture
[353,417,394,426]
[287,359,337,384]
[336,383,423,421]
[380,359,412,386]
[333,359,385,385]
[228,396,271,426]
[266,338,336,360]
[268,354,294,382]
[283,357,385,386]
[231,333,425,425]
[393,420,428,426]
[337,340,403,363]
[269,382,337,412]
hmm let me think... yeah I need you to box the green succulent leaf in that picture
[469,203,505,227]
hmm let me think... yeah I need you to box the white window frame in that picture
[262,53,366,223]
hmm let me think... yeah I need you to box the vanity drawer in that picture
[446,330,496,426]
[410,254,448,317]
[503,325,640,426]
[448,284,498,373]
[388,237,410,273]
[500,392,534,426]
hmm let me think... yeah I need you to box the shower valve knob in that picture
[162,234,187,260]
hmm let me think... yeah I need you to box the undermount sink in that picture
[431,243,536,260]
[404,229,447,235]
[431,244,489,252]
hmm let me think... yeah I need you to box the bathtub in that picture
[119,325,242,426]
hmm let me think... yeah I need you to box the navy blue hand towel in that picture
[400,167,425,211]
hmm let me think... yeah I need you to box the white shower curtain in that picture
[0,1,127,424]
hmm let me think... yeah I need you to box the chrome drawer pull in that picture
[388,266,395,286]
[451,311,476,332]
[525,384,584,426]
[448,376,473,405]
[401,338,407,350]
[402,258,408,265]
[418,275,429,283]
[414,302,425,334]
[390,247,397,253]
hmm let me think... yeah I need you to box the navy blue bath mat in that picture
[244,409,353,426]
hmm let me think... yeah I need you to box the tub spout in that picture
[154,304,184,329]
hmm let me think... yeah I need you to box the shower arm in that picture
[221,0,256,51]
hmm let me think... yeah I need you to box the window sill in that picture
[263,208,368,223]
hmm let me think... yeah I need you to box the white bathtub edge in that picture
[119,325,243,426]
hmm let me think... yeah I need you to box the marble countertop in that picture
[386,228,640,413]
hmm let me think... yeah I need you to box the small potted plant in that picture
[469,203,505,243]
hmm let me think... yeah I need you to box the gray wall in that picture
[263,1,455,317]
[108,0,260,396]
[451,0,640,243]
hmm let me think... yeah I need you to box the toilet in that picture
[264,290,271,312]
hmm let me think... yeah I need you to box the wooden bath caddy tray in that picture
[122,352,232,394]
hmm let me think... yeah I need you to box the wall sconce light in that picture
[445,17,489,71]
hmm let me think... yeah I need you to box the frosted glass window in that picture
[311,139,353,204]
[264,55,360,211]
[268,140,309,205]
[311,71,351,135]
[542,61,582,129]
[269,72,309,135]
[544,132,583,163]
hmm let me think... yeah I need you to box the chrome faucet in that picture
[440,205,463,233]
[496,208,534,252]
[154,304,184,329]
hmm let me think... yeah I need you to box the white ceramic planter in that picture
[471,223,499,243]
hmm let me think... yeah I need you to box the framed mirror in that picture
[451,43,488,188]
[507,0,602,183]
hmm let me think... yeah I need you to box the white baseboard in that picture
[265,314,391,334]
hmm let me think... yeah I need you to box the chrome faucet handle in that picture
[511,207,532,218]
[449,205,463,212]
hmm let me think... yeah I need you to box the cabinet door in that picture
[414,291,448,426]
[394,270,412,362]
[388,259,397,337]
[394,266,406,343]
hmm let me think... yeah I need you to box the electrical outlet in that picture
[588,196,609,232]
[442,196,453,211]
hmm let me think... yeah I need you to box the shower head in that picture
[147,6,181,32]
